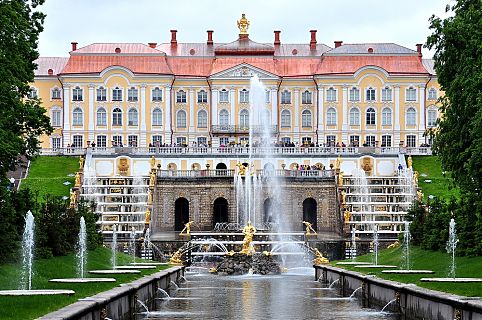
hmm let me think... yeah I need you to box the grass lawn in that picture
[411,155,459,201]
[333,245,482,297]
[21,156,79,199]
[0,247,169,319]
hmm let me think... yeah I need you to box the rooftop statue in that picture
[237,13,250,35]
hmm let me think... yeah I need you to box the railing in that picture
[39,146,432,156]
[156,169,335,179]
[211,125,278,134]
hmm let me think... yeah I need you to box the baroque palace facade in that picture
[33,17,439,152]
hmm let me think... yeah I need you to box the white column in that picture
[88,84,95,142]
[165,85,172,144]
[270,87,278,126]
[189,88,195,132]
[230,87,236,125]
[294,88,299,132]
[394,85,401,145]
[140,84,147,147]
[63,84,71,146]
[418,85,426,143]
[342,85,348,142]
[317,85,324,131]
[212,88,219,126]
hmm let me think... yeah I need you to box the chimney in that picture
[170,30,177,46]
[207,30,213,45]
[416,43,423,58]
[334,41,343,48]
[71,42,78,51]
[148,42,157,49]
[310,30,317,50]
[274,31,281,45]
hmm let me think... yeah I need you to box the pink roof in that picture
[34,57,69,76]
[72,43,164,55]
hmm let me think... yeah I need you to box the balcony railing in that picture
[156,169,335,179]
[211,125,278,134]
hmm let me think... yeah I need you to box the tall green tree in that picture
[427,0,482,193]
[0,0,52,182]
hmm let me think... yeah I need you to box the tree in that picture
[0,0,52,183]
[426,0,482,194]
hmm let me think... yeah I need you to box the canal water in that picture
[140,268,398,320]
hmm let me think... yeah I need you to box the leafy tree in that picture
[0,0,52,183]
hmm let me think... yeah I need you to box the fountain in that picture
[0,211,75,295]
[354,225,396,269]
[112,224,118,268]
[130,226,136,264]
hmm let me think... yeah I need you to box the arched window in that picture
[219,109,229,126]
[349,107,360,125]
[406,86,417,101]
[281,90,291,104]
[197,110,207,128]
[326,108,337,125]
[382,107,392,125]
[240,89,249,103]
[112,87,122,101]
[301,110,312,127]
[406,107,417,126]
[302,90,312,104]
[72,107,83,126]
[112,107,122,126]
[152,87,162,102]
[96,107,107,126]
[128,108,138,126]
[326,87,337,102]
[197,90,207,103]
[427,109,437,127]
[219,89,229,103]
[239,109,249,128]
[177,110,187,128]
[428,88,437,100]
[176,90,187,103]
[366,87,376,101]
[152,108,162,126]
[366,107,376,125]
[280,109,291,127]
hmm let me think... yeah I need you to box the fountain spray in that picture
[21,211,35,290]
[446,218,458,278]
[77,217,87,278]
[372,225,379,266]
[402,221,411,270]
[350,228,357,260]
[111,224,117,269]
[130,227,137,264]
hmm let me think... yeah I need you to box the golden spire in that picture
[237,13,250,35]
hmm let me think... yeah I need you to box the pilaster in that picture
[270,87,278,127]
[165,85,172,145]
[63,84,71,146]
[88,84,95,142]
[140,84,147,147]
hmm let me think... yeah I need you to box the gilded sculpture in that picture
[75,172,81,187]
[145,207,151,225]
[338,171,344,186]
[344,210,351,224]
[79,155,85,169]
[240,221,256,255]
[237,14,250,35]
[150,156,156,170]
[179,221,195,237]
[302,221,317,236]
[312,248,329,265]
[407,155,413,169]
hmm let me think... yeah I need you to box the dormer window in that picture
[96,87,106,101]
[176,90,187,103]
[51,88,61,100]
[302,90,312,104]
[112,87,122,101]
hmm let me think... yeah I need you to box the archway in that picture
[215,162,228,176]
[302,198,317,231]
[213,197,229,228]
[174,197,189,231]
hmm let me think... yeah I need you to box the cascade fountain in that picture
[373,225,379,265]
[112,224,118,268]
[351,227,357,260]
[130,226,137,264]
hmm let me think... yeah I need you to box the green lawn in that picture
[411,155,459,201]
[21,156,79,199]
[0,247,169,319]
[333,246,482,297]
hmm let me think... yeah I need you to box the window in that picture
[366,87,376,101]
[112,87,122,101]
[72,86,83,101]
[96,87,106,101]
[176,90,187,103]
[152,135,162,146]
[240,89,249,103]
[382,107,392,125]
[112,135,123,147]
[96,135,107,148]
[281,137,291,144]
[427,109,437,127]
[197,110,208,128]
[406,135,416,147]
[176,137,187,146]
[28,87,37,99]
[219,137,229,146]
[301,110,312,127]
[72,135,83,149]
[72,107,83,126]
[280,110,291,127]
[381,135,392,147]
[302,90,312,104]
[127,87,138,102]
[326,108,337,126]
[381,87,392,101]
[366,107,376,125]
[301,137,312,145]
[265,90,270,103]
[128,108,138,126]
[239,109,249,128]
[428,88,437,100]
[349,135,360,147]
[326,87,337,102]
[365,135,376,147]
[197,137,207,146]
[152,87,162,102]
[406,86,417,101]
[96,107,107,126]
[52,137,61,150]
[112,107,122,126]
[349,87,360,102]
[326,135,336,147]
[219,89,229,103]
[51,109,61,127]
[177,110,187,128]
[349,107,360,125]
[128,135,138,147]
[219,109,229,126]
[51,88,61,100]
[406,107,417,126]
[152,108,162,126]
[197,90,208,103]
[281,90,291,104]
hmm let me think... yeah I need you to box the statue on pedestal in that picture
[69,189,77,208]
[344,210,351,224]
[79,155,85,169]
[75,172,81,187]
[407,155,413,169]
[237,14,250,35]
[179,221,195,237]
[303,221,317,236]
[240,221,256,255]
[312,248,329,265]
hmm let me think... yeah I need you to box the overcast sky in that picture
[38,0,450,58]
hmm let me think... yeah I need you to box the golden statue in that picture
[338,171,344,186]
[209,267,217,273]
[79,155,84,169]
[179,221,195,237]
[75,172,81,187]
[413,171,419,185]
[341,190,347,205]
[150,156,156,170]
[417,189,424,201]
[147,190,153,205]
[149,171,156,186]
[343,210,351,224]
[169,249,183,265]
[69,189,77,208]
[312,248,329,265]
[226,250,235,256]
[237,13,250,35]
[262,251,272,256]
[240,221,257,255]
[145,208,151,225]
[335,155,341,170]
[407,155,413,169]
[387,241,400,249]
[236,162,246,176]
[302,221,317,236]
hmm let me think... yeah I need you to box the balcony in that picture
[211,125,278,134]
[156,169,335,179]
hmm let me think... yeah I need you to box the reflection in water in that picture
[141,271,398,320]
